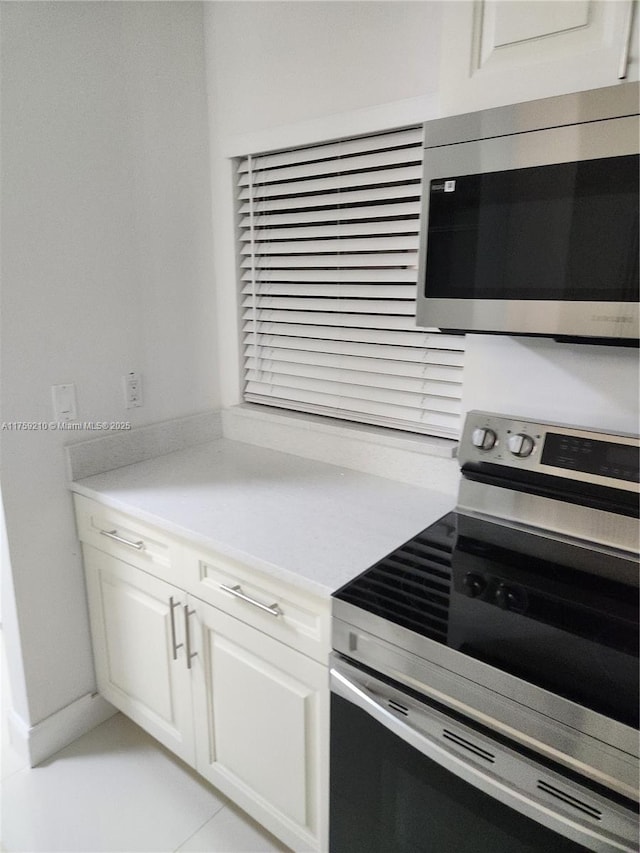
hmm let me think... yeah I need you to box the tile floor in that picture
[1,632,290,853]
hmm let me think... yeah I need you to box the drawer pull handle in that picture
[184,606,198,670]
[100,529,145,550]
[169,596,183,661]
[220,583,283,618]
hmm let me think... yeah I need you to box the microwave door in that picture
[415,115,640,341]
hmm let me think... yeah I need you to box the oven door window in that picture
[330,693,593,853]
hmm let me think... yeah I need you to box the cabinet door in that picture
[83,545,196,765]
[440,0,638,115]
[189,598,328,853]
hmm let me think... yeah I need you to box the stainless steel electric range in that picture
[330,411,639,853]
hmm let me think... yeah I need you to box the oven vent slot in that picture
[388,699,409,717]
[536,781,603,820]
[442,729,496,764]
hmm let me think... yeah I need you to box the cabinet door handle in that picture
[184,605,198,670]
[618,0,635,79]
[220,583,283,618]
[169,596,183,660]
[100,529,145,550]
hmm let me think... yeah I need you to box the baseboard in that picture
[8,692,117,767]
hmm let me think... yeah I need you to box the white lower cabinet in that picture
[191,599,328,852]
[79,499,329,853]
[83,545,197,766]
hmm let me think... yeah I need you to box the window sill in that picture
[221,404,460,496]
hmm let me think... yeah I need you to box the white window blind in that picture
[237,126,465,439]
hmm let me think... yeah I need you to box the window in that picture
[236,126,465,439]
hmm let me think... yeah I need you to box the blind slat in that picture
[239,201,422,228]
[244,395,459,437]
[246,363,461,398]
[237,127,424,173]
[241,268,418,283]
[243,321,461,348]
[238,183,421,215]
[246,375,461,413]
[240,235,419,256]
[244,336,465,366]
[240,252,418,270]
[243,310,417,331]
[238,144,422,188]
[242,283,417,299]
[242,296,416,315]
[245,352,463,382]
[238,165,422,200]
[240,219,420,242]
[245,387,460,428]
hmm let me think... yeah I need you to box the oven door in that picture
[329,658,638,853]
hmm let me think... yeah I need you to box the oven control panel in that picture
[459,411,639,491]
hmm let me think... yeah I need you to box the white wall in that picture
[462,336,639,435]
[0,2,217,726]
[205,0,639,437]
[206,1,443,139]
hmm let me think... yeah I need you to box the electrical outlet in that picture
[123,372,143,408]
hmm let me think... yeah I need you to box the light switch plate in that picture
[51,384,77,422]
[123,372,143,408]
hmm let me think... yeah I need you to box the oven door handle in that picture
[330,666,637,853]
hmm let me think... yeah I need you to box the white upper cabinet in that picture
[439,0,638,115]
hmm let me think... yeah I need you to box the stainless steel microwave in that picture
[416,83,640,344]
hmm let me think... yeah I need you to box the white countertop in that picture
[72,438,457,597]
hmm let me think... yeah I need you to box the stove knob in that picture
[494,583,526,613]
[471,427,497,451]
[495,583,528,613]
[507,433,535,458]
[494,583,514,610]
[462,573,486,598]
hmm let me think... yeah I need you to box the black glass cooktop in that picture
[333,511,639,728]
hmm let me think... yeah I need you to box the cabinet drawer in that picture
[73,494,178,585]
[183,546,331,664]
